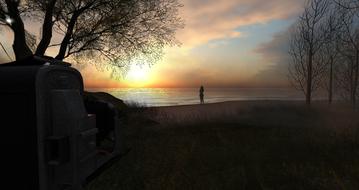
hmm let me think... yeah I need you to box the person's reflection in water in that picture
[199,85,204,104]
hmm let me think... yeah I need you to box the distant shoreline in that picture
[88,87,331,107]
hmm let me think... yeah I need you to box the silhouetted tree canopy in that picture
[0,0,183,70]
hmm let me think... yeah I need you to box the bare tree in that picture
[289,0,332,105]
[0,0,183,70]
[335,2,359,107]
[319,3,343,104]
[335,54,356,101]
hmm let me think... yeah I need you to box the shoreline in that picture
[89,87,320,108]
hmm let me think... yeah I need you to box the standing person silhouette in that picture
[199,85,204,104]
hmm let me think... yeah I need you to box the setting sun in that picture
[124,63,153,87]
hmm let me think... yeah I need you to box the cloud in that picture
[179,0,304,48]
[251,29,292,87]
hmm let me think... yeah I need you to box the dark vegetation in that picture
[84,91,128,115]
[86,101,359,190]
[84,91,157,125]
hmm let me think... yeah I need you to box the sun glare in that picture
[125,63,152,87]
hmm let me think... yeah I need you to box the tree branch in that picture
[35,0,57,56]
[4,0,33,59]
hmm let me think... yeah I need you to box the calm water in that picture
[88,88,309,107]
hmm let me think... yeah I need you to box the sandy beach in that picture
[87,100,359,190]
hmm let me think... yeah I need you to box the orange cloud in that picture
[178,0,304,48]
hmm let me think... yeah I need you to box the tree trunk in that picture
[328,56,333,104]
[35,0,57,56]
[55,12,80,60]
[12,29,32,60]
[5,0,33,60]
[306,50,313,105]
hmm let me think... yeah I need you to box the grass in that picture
[85,101,359,190]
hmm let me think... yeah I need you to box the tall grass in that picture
[86,101,359,190]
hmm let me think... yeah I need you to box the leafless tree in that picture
[335,2,359,107]
[0,0,183,71]
[335,54,356,101]
[289,0,332,105]
[318,3,343,104]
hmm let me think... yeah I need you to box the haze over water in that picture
[88,88,311,107]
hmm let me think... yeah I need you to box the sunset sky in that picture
[0,0,306,88]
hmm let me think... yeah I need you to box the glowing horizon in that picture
[0,0,306,89]
[81,0,305,89]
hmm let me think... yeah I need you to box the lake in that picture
[87,88,312,107]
